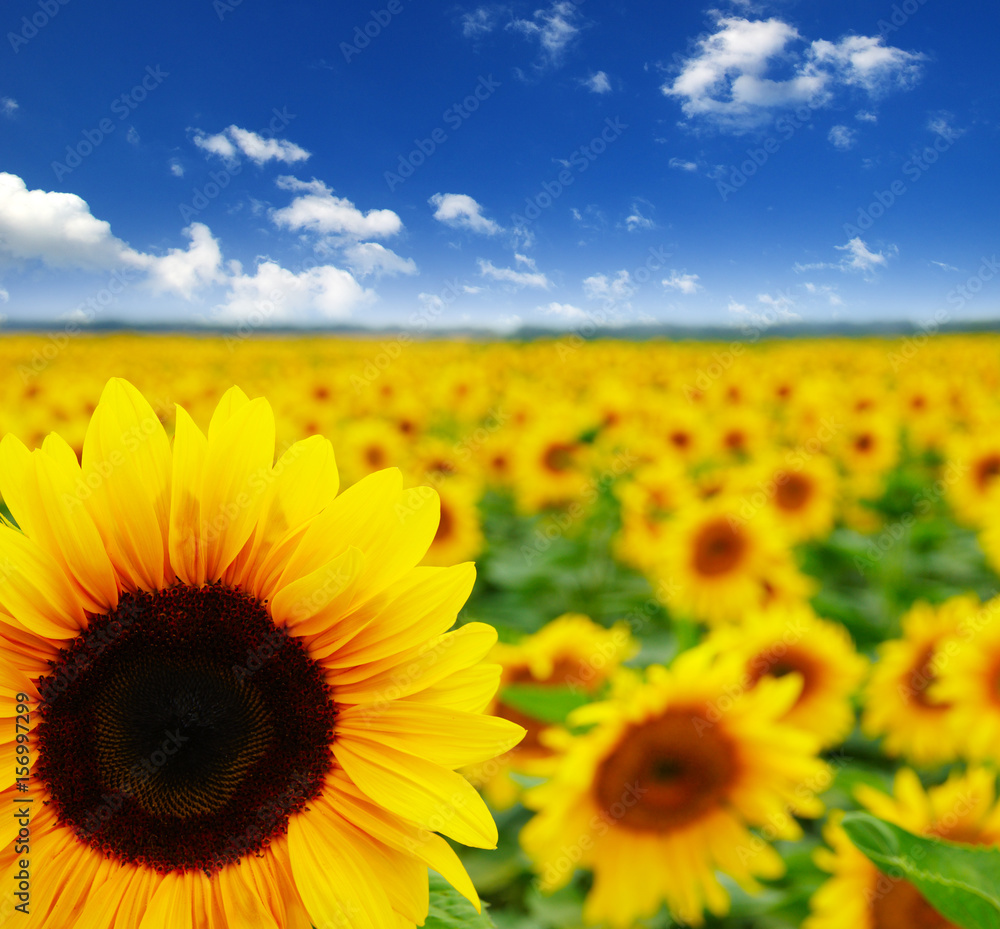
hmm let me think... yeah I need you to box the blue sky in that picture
[0,0,996,329]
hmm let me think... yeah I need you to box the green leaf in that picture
[841,812,1000,929]
[426,872,498,928]
[500,683,592,725]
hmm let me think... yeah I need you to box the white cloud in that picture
[0,172,228,298]
[662,271,702,294]
[169,159,184,177]
[1,98,17,118]
[342,241,417,277]
[216,259,373,322]
[509,1,581,62]
[625,202,655,232]
[429,193,501,235]
[583,270,634,303]
[0,286,8,302]
[0,171,141,271]
[930,259,959,272]
[463,285,483,294]
[855,109,877,122]
[478,258,551,288]
[194,125,310,166]
[138,223,226,299]
[669,157,698,171]
[803,281,843,305]
[585,71,611,94]
[828,124,857,150]
[126,126,141,146]
[272,177,402,239]
[728,292,800,325]
[542,301,588,320]
[927,111,962,140]
[795,236,897,277]
[514,252,536,269]
[662,15,924,132]
[462,7,497,38]
[835,236,894,274]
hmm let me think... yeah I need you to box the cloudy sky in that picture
[0,0,996,329]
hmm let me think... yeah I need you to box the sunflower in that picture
[467,615,636,809]
[520,647,828,927]
[613,460,694,572]
[0,379,523,928]
[736,453,839,543]
[805,767,1000,929]
[702,604,867,747]
[420,477,484,568]
[861,596,973,766]
[932,594,1000,761]
[653,495,804,626]
[336,417,407,486]
[947,432,1000,528]
[511,416,593,514]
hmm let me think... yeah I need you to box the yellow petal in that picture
[337,702,524,768]
[201,397,275,581]
[334,737,498,848]
[168,405,208,585]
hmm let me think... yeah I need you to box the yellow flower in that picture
[654,495,806,626]
[467,615,636,808]
[861,596,974,765]
[0,379,522,928]
[806,767,1000,929]
[702,604,867,747]
[932,595,1000,761]
[521,647,828,927]
[420,477,484,568]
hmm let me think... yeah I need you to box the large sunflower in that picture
[806,767,1000,929]
[0,379,523,928]
[520,646,828,926]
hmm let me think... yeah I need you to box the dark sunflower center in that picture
[593,707,738,832]
[543,443,576,473]
[692,519,747,577]
[36,584,336,875]
[775,474,812,511]
[975,454,1000,491]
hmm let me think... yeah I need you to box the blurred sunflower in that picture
[946,433,1000,527]
[467,615,636,809]
[654,495,802,625]
[932,595,1000,761]
[861,596,972,765]
[613,460,694,572]
[420,477,484,568]
[337,418,407,486]
[738,454,839,543]
[806,767,1000,929]
[702,604,867,747]
[511,416,593,513]
[521,647,828,927]
[0,379,523,928]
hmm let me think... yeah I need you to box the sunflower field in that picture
[3,330,1000,928]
